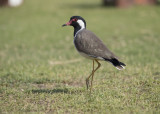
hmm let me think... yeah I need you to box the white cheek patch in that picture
[77,20,85,29]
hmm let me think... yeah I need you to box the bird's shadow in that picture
[30,88,85,94]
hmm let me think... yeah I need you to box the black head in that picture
[62,16,86,28]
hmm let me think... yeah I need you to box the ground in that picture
[0,0,160,113]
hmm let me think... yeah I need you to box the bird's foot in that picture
[86,78,90,90]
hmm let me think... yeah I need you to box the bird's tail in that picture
[104,58,126,70]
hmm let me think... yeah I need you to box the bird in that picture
[62,16,126,92]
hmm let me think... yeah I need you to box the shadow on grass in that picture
[62,3,115,10]
[30,88,85,94]
[62,2,160,10]
[157,1,160,6]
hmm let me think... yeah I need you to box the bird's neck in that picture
[74,26,85,37]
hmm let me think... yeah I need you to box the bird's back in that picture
[74,29,117,60]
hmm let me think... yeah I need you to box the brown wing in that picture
[74,29,118,60]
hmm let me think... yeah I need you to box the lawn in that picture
[0,0,160,113]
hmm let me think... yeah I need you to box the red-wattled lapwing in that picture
[62,16,126,92]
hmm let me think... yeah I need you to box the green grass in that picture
[0,0,160,113]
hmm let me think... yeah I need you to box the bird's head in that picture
[62,16,86,29]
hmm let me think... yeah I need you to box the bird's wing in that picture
[74,29,117,60]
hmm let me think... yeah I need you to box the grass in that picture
[0,0,160,113]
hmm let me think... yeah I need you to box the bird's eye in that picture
[72,18,78,21]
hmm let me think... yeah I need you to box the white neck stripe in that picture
[77,20,85,29]
[74,19,85,38]
[74,28,84,38]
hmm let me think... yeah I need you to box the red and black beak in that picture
[62,20,72,27]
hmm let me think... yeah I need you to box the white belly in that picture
[78,51,105,61]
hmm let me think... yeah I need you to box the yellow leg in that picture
[86,60,94,90]
[86,60,101,92]
[90,60,101,93]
